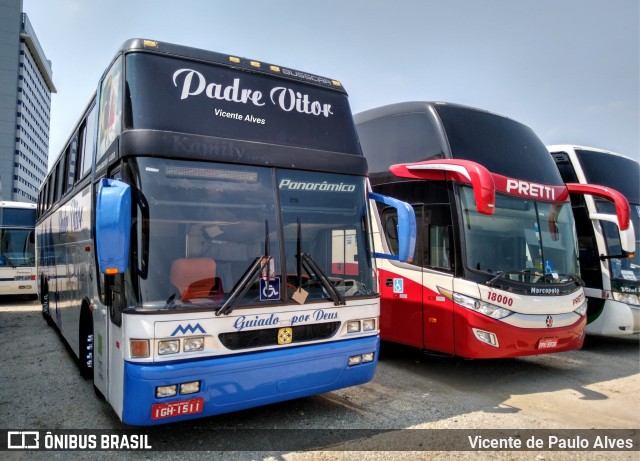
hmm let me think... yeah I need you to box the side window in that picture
[82,104,97,177]
[65,136,77,193]
[42,181,48,213]
[77,123,87,179]
[380,207,401,257]
[51,164,59,204]
[46,179,52,212]
[58,154,67,199]
[97,57,123,159]
[36,189,42,218]
[331,229,359,275]
[423,204,453,270]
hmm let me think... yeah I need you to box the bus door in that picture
[93,176,129,403]
[418,203,455,353]
[378,205,423,347]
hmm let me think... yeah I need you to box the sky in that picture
[22,0,640,169]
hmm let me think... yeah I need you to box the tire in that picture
[41,291,54,327]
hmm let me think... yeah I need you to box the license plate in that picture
[538,337,558,349]
[151,397,204,420]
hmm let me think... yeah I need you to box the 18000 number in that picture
[487,292,514,306]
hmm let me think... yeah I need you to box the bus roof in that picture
[355,101,564,187]
[115,38,347,94]
[547,144,636,163]
[354,101,505,124]
[549,144,639,203]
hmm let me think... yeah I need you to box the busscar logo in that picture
[170,323,206,336]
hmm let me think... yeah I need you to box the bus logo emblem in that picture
[171,323,206,336]
[546,316,554,328]
[278,327,293,345]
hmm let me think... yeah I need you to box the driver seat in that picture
[170,258,221,300]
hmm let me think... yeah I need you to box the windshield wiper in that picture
[555,273,584,285]
[164,293,177,309]
[295,219,346,306]
[216,221,272,316]
[487,270,584,287]
[486,269,537,286]
[0,254,16,268]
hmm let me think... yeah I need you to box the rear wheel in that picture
[41,284,54,327]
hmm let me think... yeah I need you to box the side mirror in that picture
[592,213,636,255]
[96,178,131,274]
[368,191,416,263]
[566,182,636,256]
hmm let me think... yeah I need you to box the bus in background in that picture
[549,145,639,336]
[36,39,414,426]
[0,201,37,299]
[355,101,632,359]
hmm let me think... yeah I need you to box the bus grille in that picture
[219,321,341,350]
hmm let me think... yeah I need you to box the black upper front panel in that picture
[574,149,640,203]
[356,102,564,186]
[433,104,564,186]
[124,52,360,155]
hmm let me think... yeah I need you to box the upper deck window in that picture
[435,105,563,186]
[575,149,640,203]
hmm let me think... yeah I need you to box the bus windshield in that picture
[596,200,640,284]
[131,157,374,310]
[0,228,35,267]
[459,185,579,283]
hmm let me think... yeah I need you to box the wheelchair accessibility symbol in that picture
[393,278,404,294]
[260,277,280,301]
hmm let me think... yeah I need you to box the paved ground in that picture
[1,296,638,460]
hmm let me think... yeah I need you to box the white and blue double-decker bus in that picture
[36,39,414,425]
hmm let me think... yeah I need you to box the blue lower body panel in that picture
[122,335,379,426]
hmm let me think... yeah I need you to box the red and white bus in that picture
[355,102,632,358]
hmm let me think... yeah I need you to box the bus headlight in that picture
[472,328,499,347]
[362,352,375,362]
[574,300,588,316]
[347,320,361,333]
[179,381,200,395]
[158,339,180,355]
[612,292,640,306]
[183,337,205,352]
[156,384,178,398]
[451,292,514,320]
[362,318,376,331]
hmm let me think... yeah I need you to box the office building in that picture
[0,0,55,202]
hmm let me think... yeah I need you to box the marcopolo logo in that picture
[529,286,560,295]
[279,179,356,193]
[170,323,206,336]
